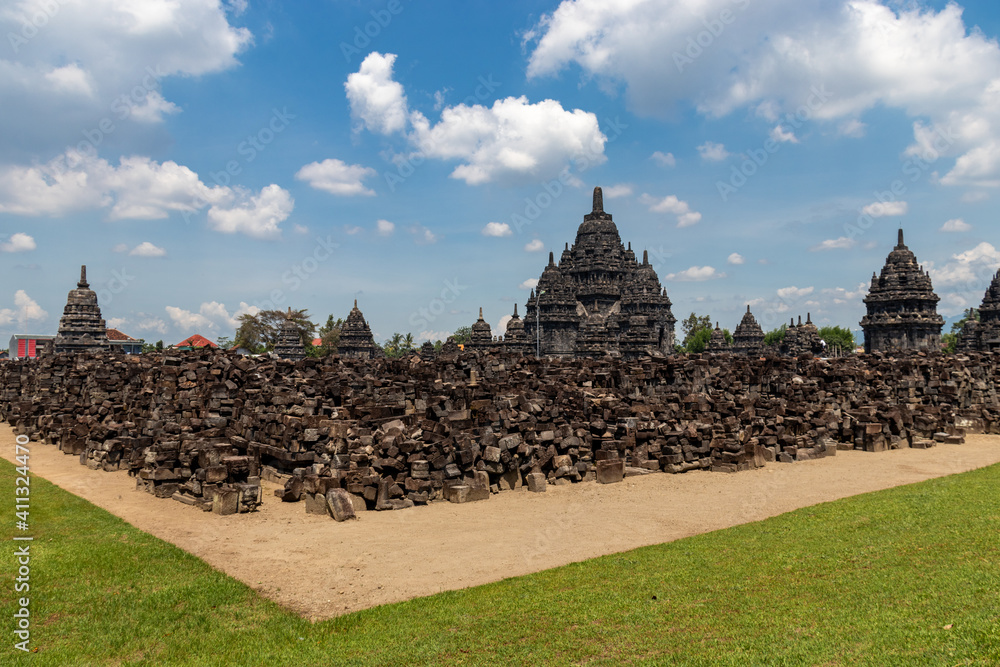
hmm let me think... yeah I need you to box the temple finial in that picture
[78,265,88,288]
[353,299,357,308]
[513,303,518,317]
[478,306,483,320]
[798,315,802,326]
[897,228,904,247]
[548,251,554,265]
[642,249,648,265]
[747,304,751,313]
[806,312,812,324]
[565,242,568,251]
[592,186,603,213]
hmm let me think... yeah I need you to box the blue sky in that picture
[2,0,1000,346]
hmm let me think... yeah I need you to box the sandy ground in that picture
[3,424,999,621]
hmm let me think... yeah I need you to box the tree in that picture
[763,324,787,347]
[943,309,979,354]
[951,308,979,334]
[310,315,345,357]
[452,326,472,345]
[680,312,712,348]
[817,326,855,354]
[216,336,233,350]
[381,332,417,359]
[141,340,164,354]
[685,328,713,353]
[234,309,316,353]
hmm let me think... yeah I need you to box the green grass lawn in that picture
[3,457,999,666]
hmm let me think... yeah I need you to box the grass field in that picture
[2,457,999,666]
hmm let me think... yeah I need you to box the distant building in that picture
[106,328,143,354]
[8,334,56,360]
[0,350,7,360]
[171,334,218,350]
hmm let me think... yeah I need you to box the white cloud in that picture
[496,314,513,333]
[166,306,215,332]
[777,286,815,300]
[862,201,908,218]
[822,282,868,305]
[345,52,409,134]
[344,225,363,235]
[525,239,545,252]
[417,330,452,342]
[206,185,294,240]
[810,237,857,251]
[295,159,376,196]
[525,0,1000,188]
[129,241,166,257]
[482,222,513,237]
[112,243,129,253]
[839,119,867,138]
[650,151,676,167]
[0,0,251,155]
[697,142,730,162]
[639,193,702,228]
[135,317,168,335]
[0,290,48,326]
[409,224,437,244]
[727,253,745,265]
[770,125,798,144]
[940,218,971,232]
[0,149,290,238]
[376,219,395,236]
[0,232,35,252]
[519,278,539,290]
[410,96,606,185]
[106,317,127,330]
[664,266,724,282]
[929,242,1000,288]
[293,224,309,235]
[165,300,257,333]
[603,183,633,198]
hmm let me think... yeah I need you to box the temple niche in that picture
[957,269,1000,352]
[337,300,381,359]
[523,187,676,359]
[860,229,943,354]
[54,265,111,355]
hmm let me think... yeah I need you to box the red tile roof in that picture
[173,334,218,348]
[106,328,137,341]
[312,338,322,347]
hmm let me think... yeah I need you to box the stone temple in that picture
[957,269,1000,352]
[731,306,765,355]
[860,229,943,354]
[54,265,110,355]
[337,300,381,359]
[273,308,306,361]
[523,187,676,359]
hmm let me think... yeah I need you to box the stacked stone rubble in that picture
[2,348,993,517]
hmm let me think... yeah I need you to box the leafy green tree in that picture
[685,328,713,353]
[763,324,787,347]
[942,309,979,354]
[942,332,958,354]
[234,308,315,353]
[817,326,855,354]
[452,326,473,345]
[381,332,417,359]
[680,312,712,348]
[951,308,979,334]
[216,336,233,349]
[308,315,345,357]
[141,340,164,353]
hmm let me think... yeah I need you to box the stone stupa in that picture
[53,265,110,355]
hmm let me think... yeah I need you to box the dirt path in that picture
[4,424,999,621]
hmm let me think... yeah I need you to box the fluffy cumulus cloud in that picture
[295,159,376,196]
[525,239,545,252]
[409,224,437,244]
[525,0,1000,187]
[940,218,971,233]
[664,266,724,281]
[603,183,633,198]
[0,232,35,252]
[810,236,856,251]
[0,0,252,156]
[345,52,409,134]
[639,193,701,227]
[206,185,294,240]
[519,278,539,290]
[0,149,293,238]
[376,219,395,237]
[165,300,258,333]
[650,151,675,167]
[697,142,730,162]
[482,222,512,237]
[822,282,868,305]
[776,286,815,300]
[727,252,744,265]
[929,242,1000,289]
[129,241,166,257]
[862,201,908,218]
[0,290,48,326]
[346,52,607,185]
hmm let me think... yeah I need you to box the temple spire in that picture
[478,306,484,321]
[78,265,88,288]
[592,186,603,213]
[897,228,904,247]
[353,299,357,308]
[548,251,554,265]
[513,303,518,317]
